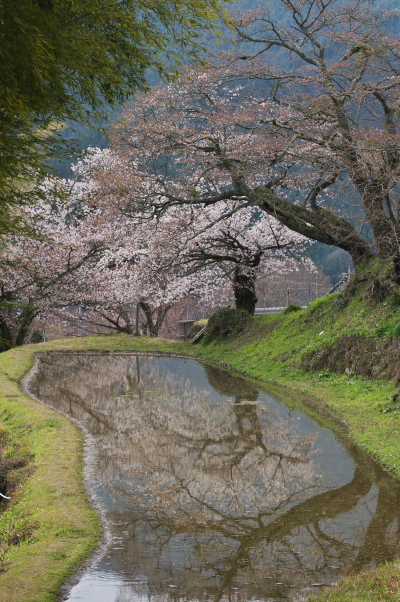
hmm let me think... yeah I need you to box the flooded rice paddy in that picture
[27,353,400,602]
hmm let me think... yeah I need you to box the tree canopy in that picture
[0,0,229,122]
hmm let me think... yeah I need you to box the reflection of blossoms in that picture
[29,354,400,602]
[34,355,320,513]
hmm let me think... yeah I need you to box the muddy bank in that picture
[302,334,400,385]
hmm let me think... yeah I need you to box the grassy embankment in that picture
[0,287,400,601]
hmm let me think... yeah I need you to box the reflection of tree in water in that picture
[29,353,400,602]
[201,364,311,477]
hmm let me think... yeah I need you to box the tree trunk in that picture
[0,314,13,352]
[238,184,377,269]
[139,301,158,336]
[233,268,257,315]
[15,302,38,347]
[139,300,172,337]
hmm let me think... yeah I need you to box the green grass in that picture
[0,291,399,601]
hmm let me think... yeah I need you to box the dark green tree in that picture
[0,0,229,233]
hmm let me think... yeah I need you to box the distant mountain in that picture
[51,0,264,177]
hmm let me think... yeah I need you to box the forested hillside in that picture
[56,0,399,164]
[52,0,255,178]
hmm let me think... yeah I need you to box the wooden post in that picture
[286,275,291,307]
[135,302,140,335]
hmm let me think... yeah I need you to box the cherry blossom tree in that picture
[0,156,217,344]
[109,0,400,294]
[62,154,217,335]
[0,203,199,345]
[68,209,208,338]
[178,202,313,313]
[0,141,313,347]
[0,179,109,350]
[83,148,315,315]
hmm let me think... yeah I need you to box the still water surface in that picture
[28,353,400,602]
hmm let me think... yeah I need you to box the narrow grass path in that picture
[0,324,399,601]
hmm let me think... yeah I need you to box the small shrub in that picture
[317,370,333,379]
[382,393,400,414]
[282,303,302,315]
[204,308,251,342]
[30,330,44,344]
